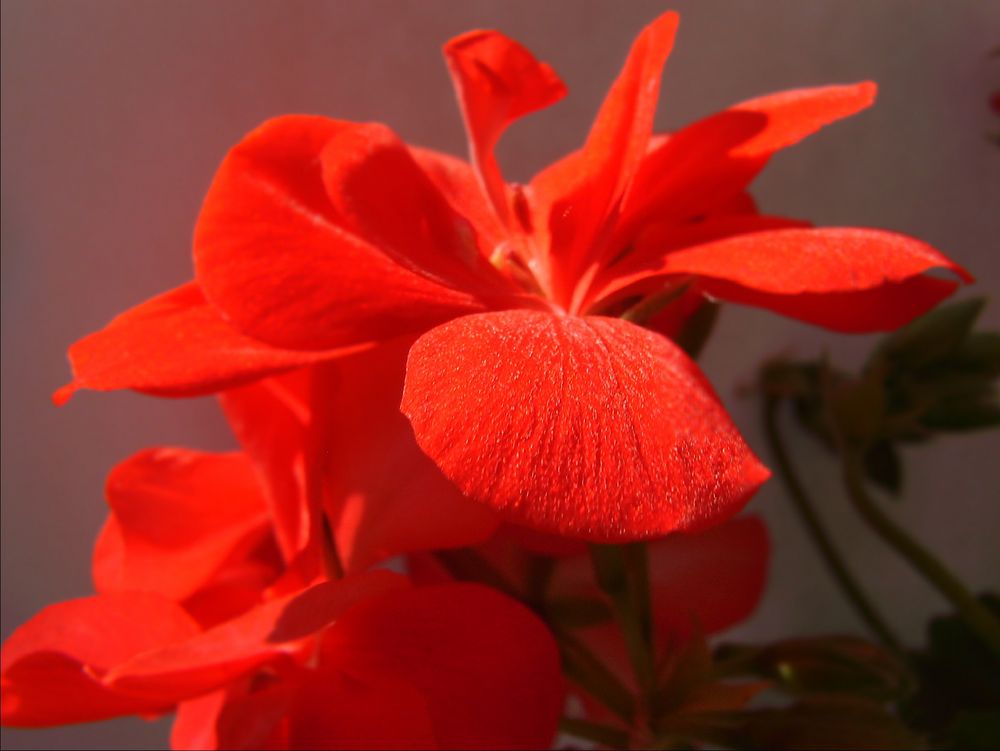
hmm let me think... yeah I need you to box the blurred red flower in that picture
[55,12,969,542]
[1,447,564,750]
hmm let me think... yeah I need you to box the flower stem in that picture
[762,397,903,652]
[590,542,655,695]
[841,447,1000,657]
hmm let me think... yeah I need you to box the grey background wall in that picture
[2,1,998,748]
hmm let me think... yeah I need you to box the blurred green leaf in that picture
[716,636,912,702]
[920,398,1000,431]
[904,593,1000,749]
[952,332,1000,376]
[948,710,1000,750]
[657,696,924,750]
[871,298,987,373]
[652,631,714,719]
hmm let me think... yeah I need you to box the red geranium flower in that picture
[1,446,564,750]
[410,514,770,737]
[219,350,501,568]
[55,12,969,542]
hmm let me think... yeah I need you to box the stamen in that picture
[491,241,547,298]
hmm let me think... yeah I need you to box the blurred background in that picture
[2,1,999,747]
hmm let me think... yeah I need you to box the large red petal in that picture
[619,83,878,234]
[402,310,769,541]
[587,213,812,311]
[0,594,199,726]
[91,448,272,602]
[618,227,972,332]
[52,283,340,404]
[538,12,679,306]
[106,572,407,704]
[325,583,563,750]
[314,339,500,574]
[194,116,489,351]
[444,30,566,226]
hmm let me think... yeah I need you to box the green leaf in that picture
[656,697,925,750]
[651,631,714,719]
[952,332,1000,376]
[948,710,1000,750]
[871,297,987,373]
[904,593,1000,748]
[919,398,1000,431]
[717,636,912,702]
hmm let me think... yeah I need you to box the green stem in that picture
[841,447,1000,657]
[590,543,655,694]
[763,398,903,652]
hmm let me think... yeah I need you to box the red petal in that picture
[106,572,407,703]
[647,515,770,638]
[588,213,812,310]
[411,147,508,263]
[284,668,437,751]
[625,227,972,332]
[172,690,228,750]
[552,515,770,640]
[194,116,489,351]
[91,448,272,602]
[320,123,512,298]
[53,283,341,404]
[401,310,769,541]
[220,370,318,562]
[540,12,679,306]
[1,593,199,726]
[181,666,438,751]
[314,338,500,573]
[212,676,298,751]
[444,30,566,225]
[620,83,878,233]
[325,583,563,750]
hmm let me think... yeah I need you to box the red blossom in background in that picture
[1,446,564,749]
[50,12,969,544]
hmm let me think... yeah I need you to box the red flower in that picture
[1,447,564,749]
[55,12,969,542]
[410,515,771,730]
[219,352,501,569]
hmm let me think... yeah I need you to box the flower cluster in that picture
[1,11,968,749]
